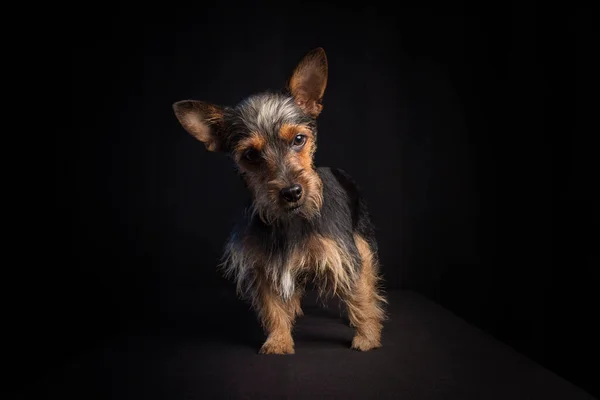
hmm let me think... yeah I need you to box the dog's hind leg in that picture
[343,234,387,351]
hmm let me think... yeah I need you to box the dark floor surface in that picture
[13,290,596,399]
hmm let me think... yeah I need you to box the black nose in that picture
[280,184,303,203]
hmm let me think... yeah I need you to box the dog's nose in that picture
[280,184,303,202]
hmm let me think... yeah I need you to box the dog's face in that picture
[173,48,328,224]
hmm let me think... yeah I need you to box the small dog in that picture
[173,48,386,354]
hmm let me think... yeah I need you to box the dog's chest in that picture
[226,214,359,299]
[254,231,355,277]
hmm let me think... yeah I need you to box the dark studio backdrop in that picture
[24,2,598,397]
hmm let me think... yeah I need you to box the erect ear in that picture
[172,100,226,152]
[287,47,328,118]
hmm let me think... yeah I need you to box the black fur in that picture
[226,167,376,296]
[329,167,378,254]
[174,47,386,353]
[222,92,316,154]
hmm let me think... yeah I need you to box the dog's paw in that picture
[351,335,382,351]
[259,336,295,355]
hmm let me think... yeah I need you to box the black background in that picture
[19,3,598,398]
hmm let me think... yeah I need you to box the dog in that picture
[172,48,386,354]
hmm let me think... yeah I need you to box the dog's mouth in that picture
[284,203,303,213]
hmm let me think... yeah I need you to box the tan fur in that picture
[243,146,323,225]
[224,232,355,302]
[279,123,311,142]
[241,233,385,354]
[344,234,387,351]
[255,271,299,354]
[291,288,304,317]
[233,132,266,161]
[307,236,358,298]
[287,48,328,118]
[172,100,225,151]
[280,234,358,300]
[286,125,319,173]
[174,48,386,355]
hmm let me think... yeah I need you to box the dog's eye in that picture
[292,134,307,148]
[243,149,261,164]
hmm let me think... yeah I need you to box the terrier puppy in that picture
[173,48,386,354]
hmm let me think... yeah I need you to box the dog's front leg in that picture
[255,276,297,355]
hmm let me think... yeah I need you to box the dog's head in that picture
[173,48,328,225]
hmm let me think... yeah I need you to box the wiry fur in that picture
[172,48,387,354]
[221,168,363,302]
[226,92,324,225]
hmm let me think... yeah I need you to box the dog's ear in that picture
[172,100,226,152]
[287,47,328,118]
